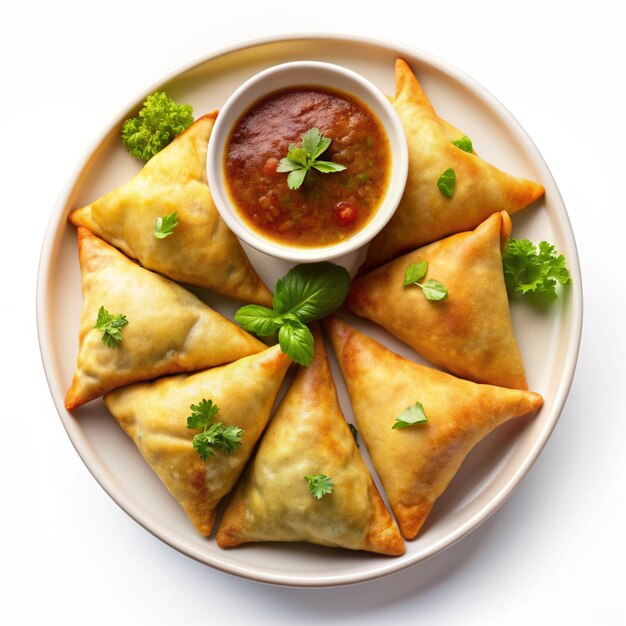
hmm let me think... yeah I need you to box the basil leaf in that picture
[393,402,428,429]
[421,279,448,301]
[234,305,282,336]
[273,262,351,323]
[403,261,428,287]
[287,168,307,190]
[452,135,473,153]
[311,160,347,173]
[437,168,456,198]
[278,320,314,367]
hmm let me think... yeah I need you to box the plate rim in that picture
[36,31,583,588]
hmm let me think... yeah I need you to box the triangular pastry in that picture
[65,227,265,410]
[69,112,273,306]
[325,318,543,540]
[347,211,527,389]
[363,59,544,269]
[217,326,404,555]
[104,345,291,536]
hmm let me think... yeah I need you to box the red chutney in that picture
[224,86,391,248]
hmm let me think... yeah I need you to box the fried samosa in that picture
[347,211,527,389]
[363,59,544,270]
[104,345,291,536]
[69,112,273,305]
[217,326,404,556]
[326,318,543,540]
[65,227,265,411]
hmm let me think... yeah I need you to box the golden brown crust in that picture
[64,227,265,410]
[362,59,544,270]
[104,345,291,536]
[347,212,527,390]
[69,113,272,306]
[216,325,404,555]
[325,318,543,539]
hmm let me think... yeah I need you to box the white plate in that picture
[36,34,582,587]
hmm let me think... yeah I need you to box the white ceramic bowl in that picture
[207,61,409,262]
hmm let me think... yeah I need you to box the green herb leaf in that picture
[273,262,351,323]
[277,128,345,189]
[305,474,334,499]
[349,424,360,447]
[402,263,448,301]
[502,238,571,302]
[278,320,315,367]
[121,92,194,161]
[153,211,178,239]
[393,402,428,429]
[287,168,307,190]
[276,157,302,173]
[234,305,283,336]
[186,398,219,430]
[403,261,429,287]
[452,135,473,153]
[234,262,351,366]
[311,160,347,174]
[437,168,456,198]
[93,306,129,349]
[421,279,449,301]
[186,399,243,461]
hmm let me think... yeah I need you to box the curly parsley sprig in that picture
[121,92,194,161]
[502,238,571,302]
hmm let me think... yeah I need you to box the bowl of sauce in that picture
[208,62,408,262]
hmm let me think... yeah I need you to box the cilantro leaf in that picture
[186,399,219,430]
[186,399,243,461]
[403,262,448,301]
[153,211,178,239]
[437,168,456,198]
[393,402,428,429]
[452,135,473,153]
[277,128,346,189]
[502,238,572,302]
[93,306,128,349]
[121,92,194,161]
[305,474,334,499]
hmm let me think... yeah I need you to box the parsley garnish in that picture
[186,399,243,461]
[305,474,334,499]
[94,306,128,349]
[153,211,178,239]
[452,135,473,153]
[277,128,347,189]
[403,261,448,301]
[121,92,194,161]
[437,167,456,198]
[502,238,571,302]
[393,402,428,429]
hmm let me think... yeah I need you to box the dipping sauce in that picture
[224,86,391,248]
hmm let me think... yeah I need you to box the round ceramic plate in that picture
[37,34,582,587]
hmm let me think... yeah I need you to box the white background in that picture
[2,1,625,624]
